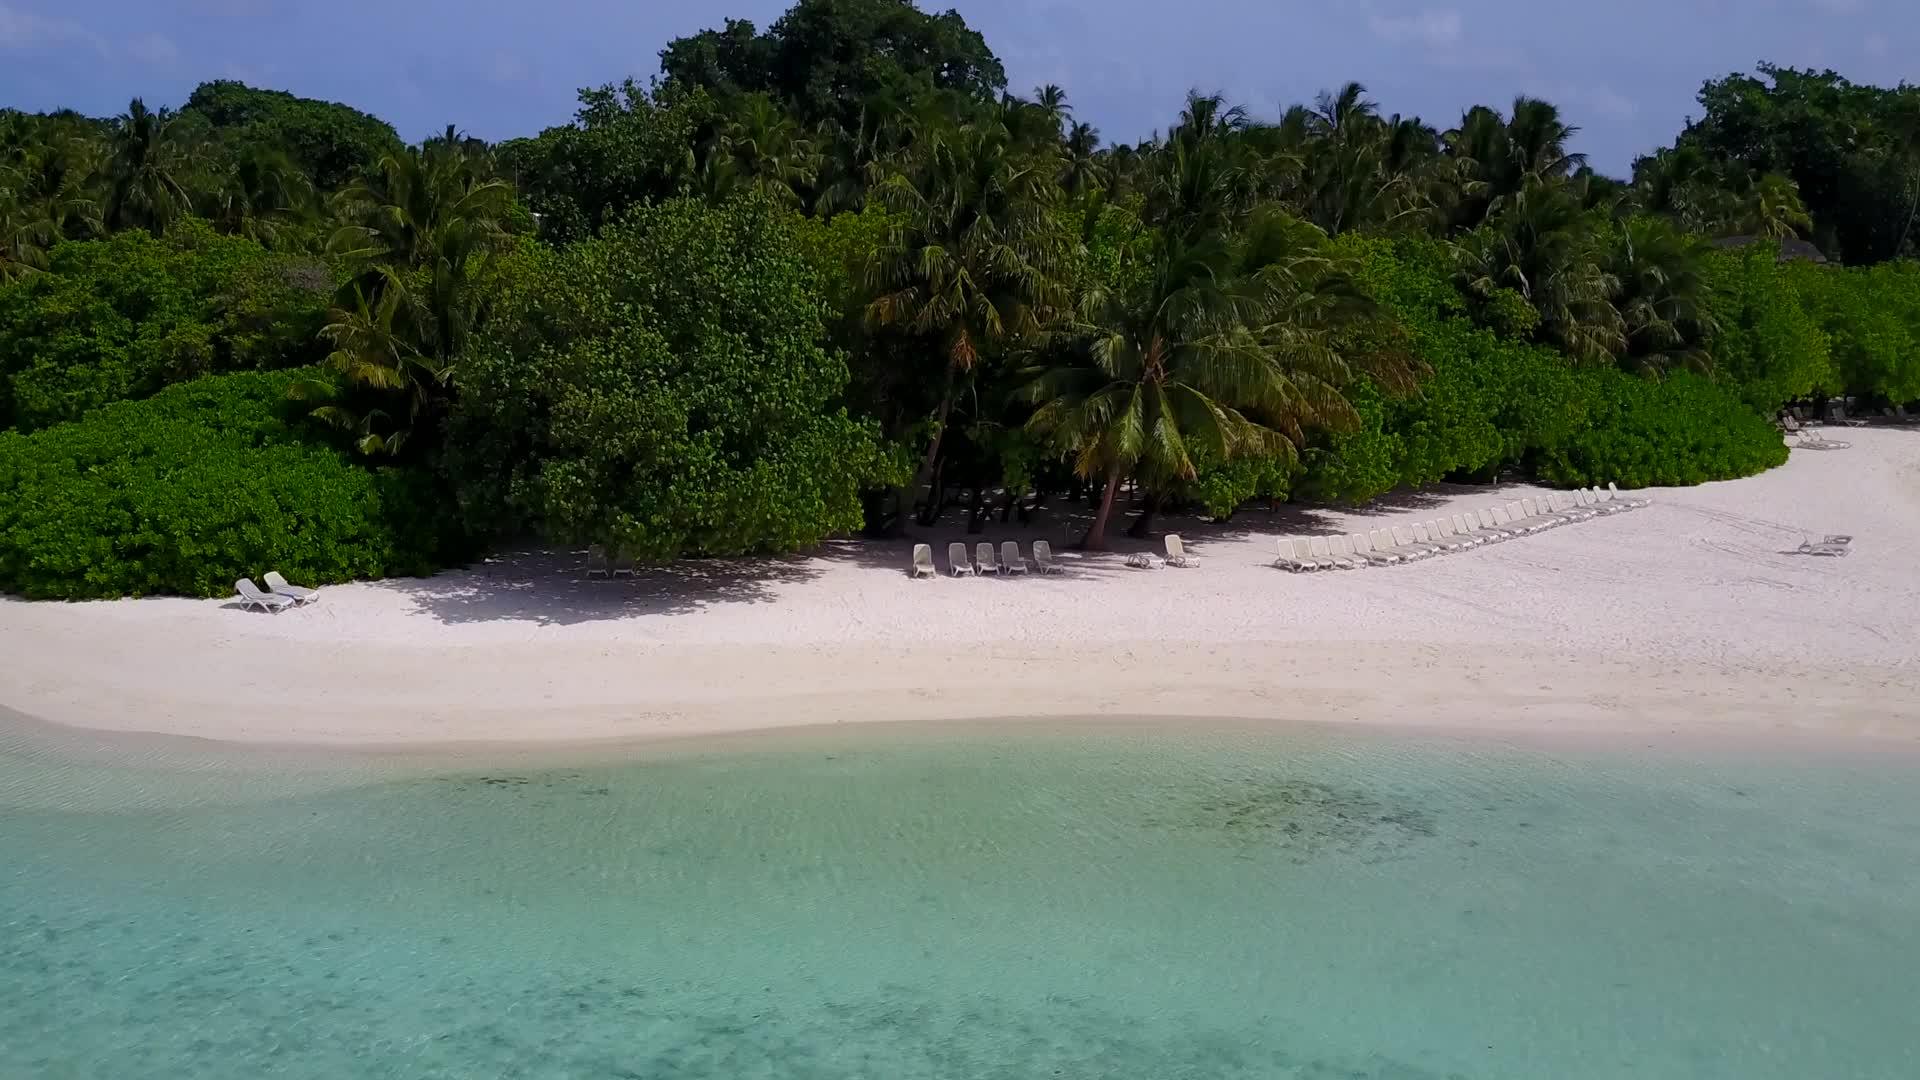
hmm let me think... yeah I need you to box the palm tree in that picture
[1062,121,1102,195]
[1605,216,1717,373]
[701,93,821,206]
[1148,93,1260,240]
[310,135,515,453]
[1024,209,1380,549]
[1736,172,1813,240]
[1035,84,1071,130]
[1454,177,1624,364]
[1441,97,1585,232]
[1,129,102,280]
[104,98,189,235]
[203,144,313,247]
[865,109,1068,522]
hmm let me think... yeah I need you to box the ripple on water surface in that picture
[2,719,1917,1078]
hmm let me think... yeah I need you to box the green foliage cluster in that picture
[448,197,901,558]
[1299,236,1787,502]
[0,220,330,430]
[1783,260,1920,407]
[1699,245,1833,413]
[0,370,462,600]
[1536,372,1791,488]
[659,0,1007,131]
[27,2,1920,595]
[182,80,402,191]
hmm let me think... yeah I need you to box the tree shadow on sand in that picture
[376,546,822,626]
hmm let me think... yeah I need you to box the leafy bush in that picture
[1535,371,1789,488]
[1302,236,1787,499]
[1783,258,1920,406]
[448,196,900,558]
[1700,246,1832,413]
[0,221,331,431]
[0,370,463,599]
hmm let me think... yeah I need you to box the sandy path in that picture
[4,428,1917,749]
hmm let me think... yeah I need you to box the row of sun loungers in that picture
[233,572,320,612]
[1781,414,1852,450]
[1274,485,1648,572]
[912,534,1204,577]
[913,540,1065,578]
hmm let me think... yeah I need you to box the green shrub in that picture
[0,370,464,599]
[1302,236,1788,501]
[448,196,899,558]
[1784,259,1920,406]
[1534,371,1789,488]
[0,221,331,431]
[1701,246,1832,413]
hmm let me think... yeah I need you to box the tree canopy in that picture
[7,2,1920,596]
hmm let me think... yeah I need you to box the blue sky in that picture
[0,1,1907,174]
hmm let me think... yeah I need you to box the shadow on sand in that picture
[368,479,1549,625]
[376,546,822,626]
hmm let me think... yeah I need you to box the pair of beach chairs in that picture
[1785,414,1851,450]
[912,541,1064,578]
[1125,534,1200,569]
[1796,535,1852,558]
[585,546,636,578]
[233,572,320,613]
[1275,486,1647,572]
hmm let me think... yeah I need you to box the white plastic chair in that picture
[976,542,1000,575]
[1164,534,1199,568]
[1001,541,1029,575]
[263,571,319,605]
[1033,540,1065,574]
[234,578,292,613]
[910,544,937,578]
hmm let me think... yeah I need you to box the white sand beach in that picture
[4,429,1917,748]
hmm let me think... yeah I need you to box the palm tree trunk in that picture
[1126,492,1162,539]
[898,373,957,532]
[1079,462,1125,550]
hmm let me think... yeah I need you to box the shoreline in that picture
[4,638,1916,756]
[3,428,1918,755]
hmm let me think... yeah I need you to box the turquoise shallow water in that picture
[2,719,1917,1079]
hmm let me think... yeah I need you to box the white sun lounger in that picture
[1796,537,1851,557]
[1001,541,1029,574]
[976,542,1000,575]
[1327,534,1371,568]
[911,544,937,578]
[235,578,292,613]
[1608,482,1651,509]
[948,542,974,576]
[1164,534,1199,568]
[1389,524,1441,558]
[1520,498,1566,529]
[263,571,319,605]
[1504,502,1548,534]
[1309,535,1357,570]
[1451,514,1486,545]
[1428,519,1468,552]
[586,545,610,578]
[1482,508,1522,539]
[1290,537,1329,571]
[1579,488,1617,515]
[1274,537,1308,572]
[1033,540,1065,574]
[1348,532,1400,565]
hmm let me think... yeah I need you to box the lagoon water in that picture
[2,719,1917,1079]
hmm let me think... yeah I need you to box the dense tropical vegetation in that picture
[3,0,1917,597]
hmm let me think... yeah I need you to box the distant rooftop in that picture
[1709,235,1830,263]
